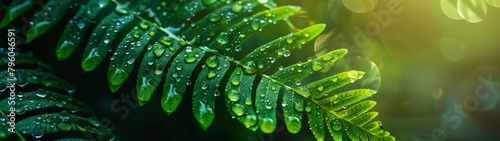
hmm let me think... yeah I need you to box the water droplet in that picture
[153,45,165,58]
[34,89,47,98]
[295,80,301,86]
[127,58,135,64]
[232,104,246,116]
[265,104,273,110]
[214,90,220,97]
[283,50,291,57]
[31,133,43,139]
[205,56,219,68]
[304,32,310,37]
[201,82,208,90]
[348,71,358,79]
[231,79,240,86]
[160,37,172,46]
[67,88,76,94]
[242,114,257,127]
[245,98,252,105]
[286,35,294,44]
[331,120,341,130]
[207,71,216,79]
[15,103,26,114]
[294,102,303,112]
[185,47,193,52]
[251,20,260,31]
[305,106,312,112]
[312,61,324,71]
[77,22,85,29]
[228,90,240,102]
[210,14,221,22]
[232,3,243,13]
[317,86,324,91]
[56,118,72,131]
[216,32,230,45]
[185,54,197,63]
[259,118,275,133]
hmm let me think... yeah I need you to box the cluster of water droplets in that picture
[224,68,259,128]
[57,0,111,60]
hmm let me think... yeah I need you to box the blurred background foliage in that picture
[2,0,500,140]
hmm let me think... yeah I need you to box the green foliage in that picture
[1,0,396,140]
[0,51,115,140]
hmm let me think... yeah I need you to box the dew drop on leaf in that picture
[207,71,216,79]
[259,118,275,133]
[331,120,342,130]
[230,79,240,86]
[34,89,47,98]
[214,90,220,97]
[209,14,221,22]
[231,104,246,116]
[216,32,230,45]
[242,114,257,127]
[185,54,197,63]
[228,90,240,102]
[205,56,219,68]
[232,3,243,13]
[127,58,135,65]
[251,20,260,31]
[245,98,252,105]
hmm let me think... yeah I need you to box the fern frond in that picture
[2,0,396,140]
[0,51,114,140]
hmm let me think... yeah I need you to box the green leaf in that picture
[0,69,75,93]
[0,51,115,140]
[1,0,398,140]
[0,0,36,28]
[108,22,157,92]
[81,13,134,72]
[193,56,230,130]
[136,37,180,106]
[240,24,326,73]
[0,89,94,115]
[325,114,343,141]
[15,111,114,138]
[161,47,206,114]
[225,67,258,131]
[56,0,111,60]
[26,0,77,42]
[307,104,325,141]
[282,90,303,134]
[255,77,281,133]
